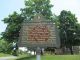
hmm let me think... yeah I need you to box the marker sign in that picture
[19,14,60,50]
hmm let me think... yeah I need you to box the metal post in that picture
[36,47,41,60]
[36,54,40,60]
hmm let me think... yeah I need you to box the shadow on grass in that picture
[16,55,36,60]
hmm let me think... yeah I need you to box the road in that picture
[0,56,17,60]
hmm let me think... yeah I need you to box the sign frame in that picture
[18,14,60,50]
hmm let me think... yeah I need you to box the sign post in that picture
[36,47,41,60]
[19,14,60,59]
[36,54,40,60]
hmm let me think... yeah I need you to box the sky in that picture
[51,0,80,22]
[0,0,80,34]
[0,0,25,33]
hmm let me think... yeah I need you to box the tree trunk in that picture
[41,50,43,55]
[69,46,73,55]
[34,50,36,55]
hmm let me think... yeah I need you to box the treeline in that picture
[0,0,80,55]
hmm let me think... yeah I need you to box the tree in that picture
[1,12,24,55]
[2,12,24,43]
[21,0,53,21]
[59,10,78,54]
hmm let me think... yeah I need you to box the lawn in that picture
[14,54,80,60]
[0,53,11,57]
[41,55,80,60]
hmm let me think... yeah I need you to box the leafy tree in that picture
[21,0,53,21]
[1,12,24,55]
[2,12,24,43]
[59,10,78,54]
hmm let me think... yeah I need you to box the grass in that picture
[0,53,11,57]
[41,55,80,60]
[16,55,36,60]
[13,54,80,60]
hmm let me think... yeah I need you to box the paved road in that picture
[0,56,17,60]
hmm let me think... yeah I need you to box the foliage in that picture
[0,38,14,54]
[0,39,8,53]
[0,53,11,57]
[59,10,79,54]
[74,23,80,45]
[21,0,53,21]
[59,10,78,46]
[1,12,24,42]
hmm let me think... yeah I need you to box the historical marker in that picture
[19,14,60,50]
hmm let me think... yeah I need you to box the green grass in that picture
[16,55,35,60]
[41,55,80,60]
[0,53,11,57]
[14,54,80,60]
